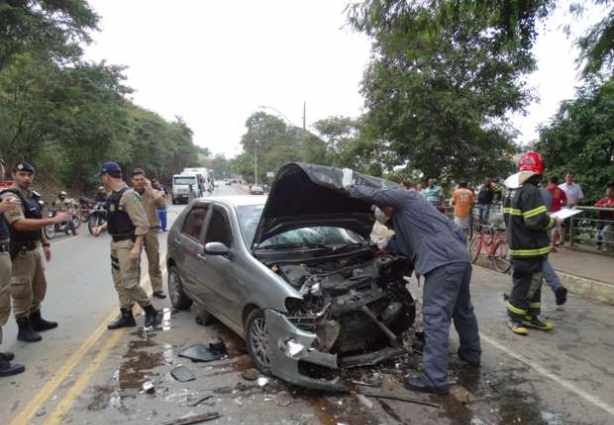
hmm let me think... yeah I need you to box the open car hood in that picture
[251,163,400,248]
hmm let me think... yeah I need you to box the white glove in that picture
[342,168,353,188]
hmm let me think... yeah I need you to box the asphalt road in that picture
[1,182,613,425]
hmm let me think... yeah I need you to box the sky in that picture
[83,0,600,158]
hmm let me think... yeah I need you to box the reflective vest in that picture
[503,181,554,259]
[0,188,43,243]
[106,187,135,236]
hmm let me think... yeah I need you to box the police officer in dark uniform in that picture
[92,162,158,329]
[0,161,70,342]
[0,157,25,375]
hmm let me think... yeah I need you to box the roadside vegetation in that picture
[1,1,612,203]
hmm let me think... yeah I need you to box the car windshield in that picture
[174,176,197,185]
[236,205,265,246]
[259,226,366,249]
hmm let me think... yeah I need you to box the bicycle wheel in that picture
[88,214,101,235]
[469,236,482,263]
[492,239,511,273]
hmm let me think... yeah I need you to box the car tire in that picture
[168,266,193,310]
[245,309,272,375]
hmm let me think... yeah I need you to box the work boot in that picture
[522,315,554,331]
[16,317,42,342]
[404,376,449,395]
[152,290,166,299]
[0,352,15,361]
[555,287,568,306]
[0,357,25,377]
[107,308,137,330]
[507,319,528,335]
[143,304,158,328]
[30,310,58,332]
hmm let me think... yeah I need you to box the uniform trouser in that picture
[11,246,47,319]
[0,252,12,344]
[508,257,543,321]
[143,230,163,292]
[422,262,481,388]
[157,208,167,231]
[111,240,150,310]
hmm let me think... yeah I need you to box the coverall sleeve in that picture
[521,187,555,231]
[122,190,150,236]
[347,185,408,210]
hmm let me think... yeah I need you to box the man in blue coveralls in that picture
[343,169,481,395]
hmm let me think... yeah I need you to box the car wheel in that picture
[245,309,272,375]
[167,265,193,310]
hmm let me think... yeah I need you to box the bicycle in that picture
[469,225,511,273]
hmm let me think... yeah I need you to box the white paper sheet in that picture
[550,209,583,220]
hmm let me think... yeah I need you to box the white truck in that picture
[171,172,199,204]
[182,167,214,193]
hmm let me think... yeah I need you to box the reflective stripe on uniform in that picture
[523,205,547,219]
[530,302,541,309]
[503,207,522,216]
[509,246,551,257]
[507,302,527,315]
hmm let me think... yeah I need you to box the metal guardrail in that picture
[568,206,614,249]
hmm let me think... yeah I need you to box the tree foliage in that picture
[536,77,614,202]
[346,0,529,182]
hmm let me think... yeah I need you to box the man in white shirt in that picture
[558,173,584,244]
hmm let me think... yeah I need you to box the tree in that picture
[0,0,98,70]
[536,76,614,202]
[347,0,525,182]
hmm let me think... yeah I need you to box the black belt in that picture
[11,241,39,251]
[111,233,135,242]
[0,243,9,253]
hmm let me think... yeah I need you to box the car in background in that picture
[249,185,264,195]
[166,163,415,391]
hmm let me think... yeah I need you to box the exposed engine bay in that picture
[273,252,416,364]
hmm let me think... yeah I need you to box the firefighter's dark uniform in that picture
[503,176,555,324]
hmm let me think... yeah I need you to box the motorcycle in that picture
[88,202,107,235]
[45,209,80,239]
[79,197,94,223]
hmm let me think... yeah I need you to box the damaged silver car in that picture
[166,163,416,391]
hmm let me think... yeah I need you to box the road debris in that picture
[355,393,374,409]
[161,411,221,425]
[257,377,270,387]
[188,394,213,407]
[142,381,155,394]
[178,340,228,362]
[359,388,442,408]
[171,366,195,382]
[241,369,260,381]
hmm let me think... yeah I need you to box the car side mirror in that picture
[204,242,230,256]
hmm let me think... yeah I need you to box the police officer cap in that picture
[13,160,35,174]
[98,161,122,176]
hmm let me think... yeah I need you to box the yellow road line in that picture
[9,254,166,425]
[44,327,126,425]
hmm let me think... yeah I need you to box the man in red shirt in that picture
[595,184,614,252]
[546,176,567,251]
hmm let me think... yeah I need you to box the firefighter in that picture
[503,152,563,335]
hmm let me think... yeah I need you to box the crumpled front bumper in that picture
[264,309,347,392]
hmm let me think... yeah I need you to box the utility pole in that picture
[302,101,306,163]
[254,140,258,186]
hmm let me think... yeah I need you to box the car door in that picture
[198,204,243,329]
[175,202,210,307]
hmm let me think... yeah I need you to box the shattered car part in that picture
[178,341,228,362]
[170,366,195,382]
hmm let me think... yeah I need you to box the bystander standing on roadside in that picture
[53,190,78,236]
[451,181,475,239]
[0,161,70,342]
[187,184,199,203]
[476,178,501,224]
[151,178,167,232]
[0,157,25,376]
[93,162,158,330]
[546,176,567,251]
[558,173,584,245]
[423,178,445,212]
[131,169,167,299]
[594,184,614,252]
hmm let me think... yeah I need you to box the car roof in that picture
[196,195,266,207]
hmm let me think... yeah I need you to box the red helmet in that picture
[518,151,544,174]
